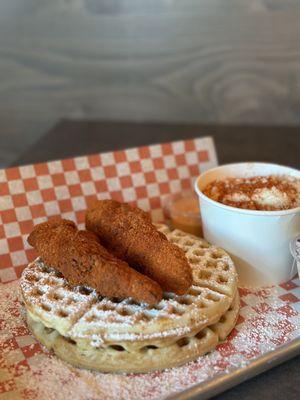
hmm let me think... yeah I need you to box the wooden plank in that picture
[0,1,300,166]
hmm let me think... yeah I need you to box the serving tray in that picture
[0,137,299,400]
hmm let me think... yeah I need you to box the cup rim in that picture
[195,162,300,217]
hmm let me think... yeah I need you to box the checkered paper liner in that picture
[1,282,299,400]
[0,137,299,400]
[0,137,216,283]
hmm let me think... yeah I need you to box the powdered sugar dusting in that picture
[20,236,236,343]
[1,280,299,400]
[0,281,25,341]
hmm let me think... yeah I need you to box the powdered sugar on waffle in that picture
[20,224,238,345]
[1,280,299,400]
[86,325,195,348]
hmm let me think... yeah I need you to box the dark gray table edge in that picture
[168,337,300,400]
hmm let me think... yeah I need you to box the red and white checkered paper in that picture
[0,137,299,400]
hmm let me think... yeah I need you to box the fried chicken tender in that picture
[85,200,193,295]
[27,218,163,305]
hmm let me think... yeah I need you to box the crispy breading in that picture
[27,218,163,305]
[85,200,193,295]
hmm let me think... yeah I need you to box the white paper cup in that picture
[195,162,300,287]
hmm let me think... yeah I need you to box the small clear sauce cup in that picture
[164,190,203,237]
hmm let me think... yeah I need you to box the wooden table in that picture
[13,120,300,400]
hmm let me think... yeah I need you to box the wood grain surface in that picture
[1,0,300,166]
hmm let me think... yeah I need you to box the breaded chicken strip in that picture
[27,218,163,305]
[86,200,193,295]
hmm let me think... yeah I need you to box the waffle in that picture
[21,225,239,373]
[26,292,239,373]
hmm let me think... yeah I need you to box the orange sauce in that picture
[169,196,202,237]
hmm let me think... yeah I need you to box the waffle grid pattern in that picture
[1,278,299,399]
[20,226,238,353]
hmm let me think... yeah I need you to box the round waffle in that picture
[26,292,239,373]
[21,225,239,373]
